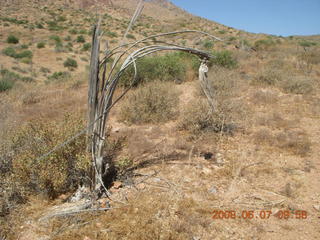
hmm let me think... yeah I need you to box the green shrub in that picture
[106,31,118,38]
[37,42,45,48]
[15,50,33,59]
[0,69,22,91]
[120,82,178,124]
[81,43,91,51]
[2,47,17,57]
[20,44,28,49]
[126,34,135,39]
[0,79,14,92]
[218,30,226,34]
[63,58,78,69]
[47,71,70,83]
[64,35,72,41]
[47,21,63,31]
[78,29,87,34]
[299,41,317,48]
[254,38,275,50]
[76,35,85,43]
[49,35,61,43]
[69,29,78,35]
[57,15,66,22]
[202,39,214,49]
[210,50,237,69]
[120,53,186,87]
[7,35,19,44]
[254,69,283,86]
[36,22,44,29]
[2,47,32,59]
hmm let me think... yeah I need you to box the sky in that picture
[170,0,320,36]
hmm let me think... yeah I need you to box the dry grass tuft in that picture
[251,89,279,105]
[275,130,311,156]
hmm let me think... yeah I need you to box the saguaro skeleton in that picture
[87,4,221,194]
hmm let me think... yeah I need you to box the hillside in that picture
[1,0,320,240]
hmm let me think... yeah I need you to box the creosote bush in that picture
[76,35,86,43]
[7,35,19,44]
[210,50,237,69]
[37,42,45,48]
[119,53,187,87]
[120,82,178,124]
[2,47,33,59]
[254,38,276,51]
[64,58,78,69]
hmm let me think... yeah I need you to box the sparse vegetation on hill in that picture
[0,0,319,239]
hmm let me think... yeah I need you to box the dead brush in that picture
[253,128,311,156]
[119,81,179,124]
[4,114,91,199]
[280,76,314,95]
[251,89,279,105]
[185,66,249,136]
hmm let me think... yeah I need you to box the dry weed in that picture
[119,81,179,124]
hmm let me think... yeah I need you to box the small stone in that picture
[58,194,68,201]
[136,183,146,190]
[112,181,122,189]
[216,153,224,165]
[313,205,320,211]
[112,127,121,133]
[83,237,92,240]
[209,186,217,194]
[202,167,212,175]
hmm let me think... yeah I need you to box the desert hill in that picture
[0,1,320,239]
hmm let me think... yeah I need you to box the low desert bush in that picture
[106,31,118,38]
[2,47,32,59]
[126,34,135,39]
[210,50,237,69]
[119,53,186,87]
[2,47,16,57]
[20,44,28,49]
[5,114,90,199]
[275,130,311,156]
[0,79,14,92]
[202,39,214,49]
[189,67,247,136]
[22,91,41,104]
[254,38,276,51]
[7,34,19,44]
[179,99,237,136]
[298,40,317,48]
[120,82,178,124]
[69,29,78,35]
[253,128,311,156]
[81,43,91,51]
[251,89,278,105]
[49,35,61,43]
[254,68,283,86]
[47,71,70,83]
[64,58,78,69]
[280,76,314,94]
[37,42,45,48]
[76,35,86,43]
[0,69,26,91]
